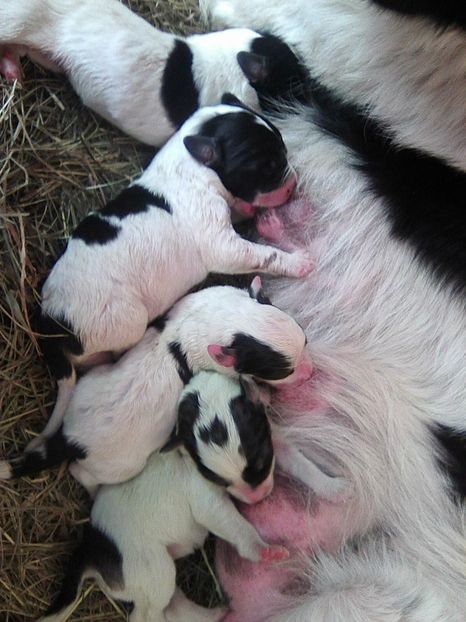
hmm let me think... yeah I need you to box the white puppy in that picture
[36,445,289,622]
[1,284,314,498]
[0,0,307,145]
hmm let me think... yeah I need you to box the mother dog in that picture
[200,1,466,620]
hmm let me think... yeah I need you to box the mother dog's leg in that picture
[200,0,466,169]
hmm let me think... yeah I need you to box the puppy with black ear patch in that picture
[0,0,307,145]
[1,283,313,495]
[37,104,311,448]
[165,372,347,503]
[36,410,289,622]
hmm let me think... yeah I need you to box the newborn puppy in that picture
[36,442,289,622]
[38,103,311,444]
[0,283,312,496]
[0,0,306,144]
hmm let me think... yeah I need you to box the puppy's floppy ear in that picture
[221,92,245,108]
[237,51,270,83]
[183,135,221,167]
[208,344,237,368]
[161,391,201,452]
[248,275,262,299]
[248,275,272,305]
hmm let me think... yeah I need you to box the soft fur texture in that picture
[37,447,289,622]
[199,1,466,620]
[38,104,310,443]
[0,0,304,145]
[1,286,318,498]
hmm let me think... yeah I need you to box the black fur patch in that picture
[230,333,293,380]
[249,287,272,305]
[39,314,83,380]
[371,0,466,30]
[72,214,120,245]
[230,393,273,488]
[306,77,466,293]
[148,314,167,332]
[46,524,124,617]
[9,425,86,479]
[100,185,171,218]
[175,392,231,487]
[169,341,193,385]
[432,424,466,501]
[161,39,199,128]
[198,415,229,447]
[248,34,309,111]
[197,111,288,202]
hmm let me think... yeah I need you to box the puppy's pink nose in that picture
[252,175,297,208]
[243,479,274,504]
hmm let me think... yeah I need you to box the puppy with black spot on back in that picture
[0,0,307,145]
[1,282,325,498]
[34,102,312,450]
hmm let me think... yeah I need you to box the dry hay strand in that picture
[1,1,222,619]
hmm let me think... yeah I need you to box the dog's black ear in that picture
[248,275,272,305]
[237,51,270,83]
[221,92,246,108]
[183,135,221,167]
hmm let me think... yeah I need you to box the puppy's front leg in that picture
[191,491,288,563]
[207,229,313,278]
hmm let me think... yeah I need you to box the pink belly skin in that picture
[217,475,349,622]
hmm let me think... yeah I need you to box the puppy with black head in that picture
[35,376,290,622]
[0,0,307,146]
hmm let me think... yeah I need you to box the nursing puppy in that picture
[201,1,466,621]
[0,0,306,145]
[37,435,289,622]
[1,284,317,498]
[37,103,311,445]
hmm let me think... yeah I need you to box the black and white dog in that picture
[197,1,466,621]
[36,382,290,622]
[1,285,324,500]
[0,0,306,145]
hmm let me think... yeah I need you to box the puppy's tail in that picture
[0,426,85,480]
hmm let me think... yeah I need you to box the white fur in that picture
[201,0,466,171]
[38,448,284,622]
[28,286,307,494]
[39,104,311,440]
[199,1,466,620]
[0,0,262,144]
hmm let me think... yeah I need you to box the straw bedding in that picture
[0,1,222,619]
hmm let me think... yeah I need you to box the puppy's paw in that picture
[288,249,314,278]
[256,209,284,243]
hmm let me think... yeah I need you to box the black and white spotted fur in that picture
[1,285,322,499]
[199,0,466,620]
[0,0,306,145]
[36,104,311,449]
[36,443,289,622]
